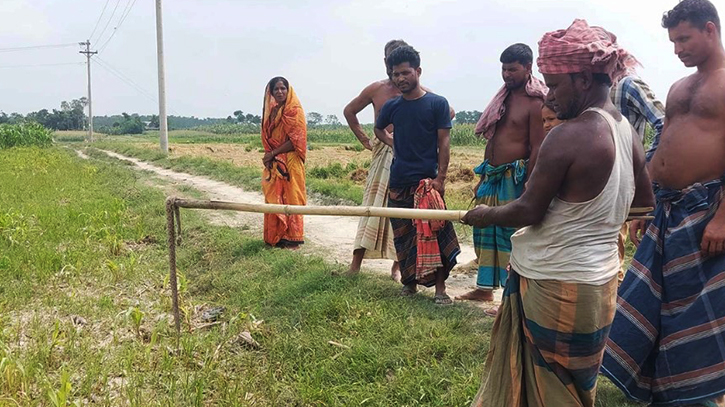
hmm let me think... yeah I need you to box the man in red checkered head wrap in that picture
[463,18,655,407]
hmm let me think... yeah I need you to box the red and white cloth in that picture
[537,19,639,83]
[413,179,446,280]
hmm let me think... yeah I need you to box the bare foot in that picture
[484,307,499,317]
[455,289,494,302]
[458,258,479,271]
[400,283,417,297]
[390,261,401,283]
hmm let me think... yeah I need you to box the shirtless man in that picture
[343,39,406,281]
[457,43,546,303]
[602,1,725,405]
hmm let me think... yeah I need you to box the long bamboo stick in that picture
[172,198,653,221]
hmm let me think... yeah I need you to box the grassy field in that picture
[25,135,642,406]
[1,146,497,406]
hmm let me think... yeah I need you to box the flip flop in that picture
[434,294,453,305]
[484,307,499,317]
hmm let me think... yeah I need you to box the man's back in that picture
[651,69,725,188]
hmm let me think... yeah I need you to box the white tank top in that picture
[509,107,635,285]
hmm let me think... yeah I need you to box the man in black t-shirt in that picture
[374,45,460,305]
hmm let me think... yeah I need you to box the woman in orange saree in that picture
[261,76,307,248]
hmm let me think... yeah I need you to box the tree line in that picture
[1,98,484,135]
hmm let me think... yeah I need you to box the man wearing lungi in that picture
[457,43,546,303]
[374,45,460,305]
[602,1,725,406]
[343,39,408,281]
[462,19,655,407]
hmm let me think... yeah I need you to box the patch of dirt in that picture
[448,166,476,183]
[349,168,368,183]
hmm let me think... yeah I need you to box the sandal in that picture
[484,307,499,317]
[434,294,453,305]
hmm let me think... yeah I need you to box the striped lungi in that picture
[473,159,527,289]
[472,271,618,407]
[602,178,725,406]
[388,184,460,287]
[353,139,396,260]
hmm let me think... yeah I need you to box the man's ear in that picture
[705,21,719,39]
[416,67,422,76]
[574,71,594,90]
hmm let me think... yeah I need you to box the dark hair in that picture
[569,72,613,87]
[542,100,557,112]
[384,39,409,57]
[267,76,289,94]
[662,0,720,33]
[386,45,421,69]
[500,43,533,66]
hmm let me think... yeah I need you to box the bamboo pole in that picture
[173,198,653,222]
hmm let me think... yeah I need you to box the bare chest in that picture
[666,75,725,121]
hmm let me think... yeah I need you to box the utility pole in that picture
[155,0,168,153]
[79,40,97,142]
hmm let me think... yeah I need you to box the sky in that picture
[0,0,712,123]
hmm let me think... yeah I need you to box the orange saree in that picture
[261,85,307,246]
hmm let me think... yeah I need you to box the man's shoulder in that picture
[364,79,394,93]
[380,95,403,112]
[424,92,449,106]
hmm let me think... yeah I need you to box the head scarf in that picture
[537,19,640,83]
[262,81,307,162]
[475,75,548,139]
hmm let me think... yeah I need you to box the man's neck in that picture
[577,86,610,115]
[402,86,426,100]
[697,45,725,73]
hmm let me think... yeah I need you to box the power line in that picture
[92,0,121,44]
[94,57,158,104]
[94,56,181,115]
[98,0,138,54]
[0,62,84,69]
[88,0,112,40]
[0,43,77,53]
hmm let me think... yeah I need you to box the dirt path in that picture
[89,148,501,304]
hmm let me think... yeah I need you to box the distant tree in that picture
[149,114,160,128]
[325,114,341,126]
[233,110,245,123]
[0,112,7,124]
[454,110,483,124]
[226,115,235,123]
[306,112,323,127]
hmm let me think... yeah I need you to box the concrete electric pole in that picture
[155,0,169,153]
[79,40,97,142]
